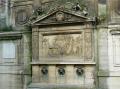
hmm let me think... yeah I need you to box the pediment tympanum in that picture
[31,10,94,26]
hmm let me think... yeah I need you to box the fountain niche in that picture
[29,0,97,89]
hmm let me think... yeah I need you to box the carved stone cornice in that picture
[29,0,96,25]
[110,29,120,35]
[30,9,95,26]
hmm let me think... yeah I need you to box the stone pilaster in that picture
[32,28,39,61]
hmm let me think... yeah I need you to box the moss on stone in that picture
[0,25,14,32]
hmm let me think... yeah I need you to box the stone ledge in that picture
[0,32,22,40]
[28,83,95,89]
[31,61,96,65]
[98,71,120,77]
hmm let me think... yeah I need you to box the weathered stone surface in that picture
[98,28,109,71]
[108,0,120,23]
[0,74,23,89]
[1,0,120,89]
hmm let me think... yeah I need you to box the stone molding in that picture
[0,32,22,40]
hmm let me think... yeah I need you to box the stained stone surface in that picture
[1,0,120,89]
[31,12,95,88]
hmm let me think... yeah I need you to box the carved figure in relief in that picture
[53,35,74,56]
[42,38,49,56]
[64,35,74,55]
[74,35,83,57]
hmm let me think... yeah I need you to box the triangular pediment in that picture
[31,10,93,26]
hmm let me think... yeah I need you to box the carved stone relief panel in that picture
[37,29,93,62]
[42,32,84,59]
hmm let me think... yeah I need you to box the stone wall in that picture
[0,0,120,89]
[0,31,32,89]
[97,0,120,88]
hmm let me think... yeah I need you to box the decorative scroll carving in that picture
[31,10,89,25]
[33,0,88,14]
[42,33,83,58]
[30,0,96,21]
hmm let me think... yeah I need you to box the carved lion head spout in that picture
[58,67,65,75]
[76,67,84,76]
[41,66,48,75]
